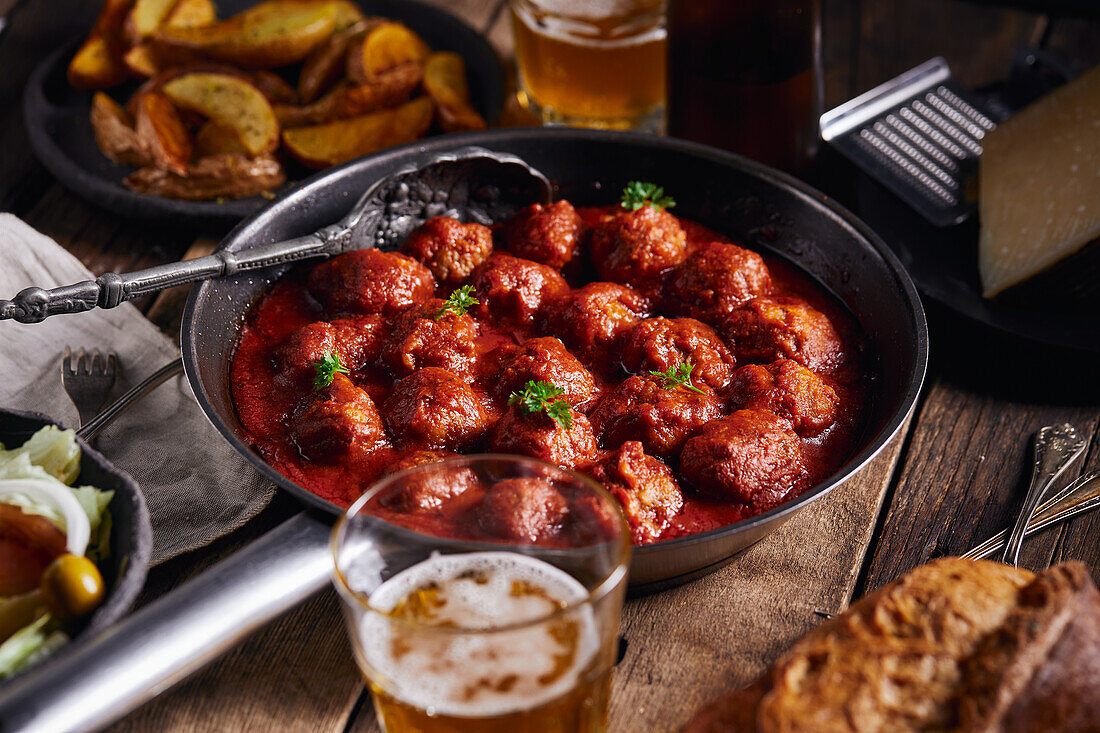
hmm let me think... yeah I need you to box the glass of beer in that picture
[510,0,667,132]
[331,455,632,733]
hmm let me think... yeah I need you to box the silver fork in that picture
[61,348,118,427]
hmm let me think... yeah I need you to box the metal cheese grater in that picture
[820,57,1000,227]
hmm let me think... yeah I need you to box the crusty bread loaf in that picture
[684,558,1100,733]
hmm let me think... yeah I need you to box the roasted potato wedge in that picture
[126,0,179,43]
[328,0,365,31]
[347,22,429,84]
[298,18,379,103]
[68,0,133,89]
[193,120,249,156]
[282,95,432,168]
[423,52,486,133]
[124,153,285,199]
[134,91,192,176]
[161,71,279,155]
[123,44,160,78]
[90,92,152,166]
[276,62,420,127]
[152,0,337,69]
[163,0,215,28]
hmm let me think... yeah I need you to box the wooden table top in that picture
[1,1,1098,731]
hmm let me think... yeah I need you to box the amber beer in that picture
[351,552,616,733]
[511,0,667,131]
[667,0,822,173]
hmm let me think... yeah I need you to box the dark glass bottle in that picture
[667,0,823,174]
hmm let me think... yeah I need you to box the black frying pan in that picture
[0,130,926,730]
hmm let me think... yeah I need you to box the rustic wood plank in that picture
[858,368,1100,594]
[0,0,92,214]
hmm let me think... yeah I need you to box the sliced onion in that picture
[0,479,90,557]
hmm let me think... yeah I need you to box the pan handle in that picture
[0,225,348,323]
[0,511,334,732]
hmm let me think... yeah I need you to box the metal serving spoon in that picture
[0,147,551,323]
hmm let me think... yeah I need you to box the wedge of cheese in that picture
[978,64,1100,298]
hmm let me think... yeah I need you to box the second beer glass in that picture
[332,456,632,733]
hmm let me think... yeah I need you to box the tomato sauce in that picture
[230,205,869,540]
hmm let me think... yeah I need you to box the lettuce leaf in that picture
[0,426,80,485]
[0,614,70,680]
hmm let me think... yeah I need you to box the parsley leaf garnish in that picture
[508,380,574,430]
[649,362,704,394]
[435,285,480,321]
[312,350,349,390]
[621,181,676,211]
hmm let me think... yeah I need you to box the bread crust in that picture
[683,559,1100,733]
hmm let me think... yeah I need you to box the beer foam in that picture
[359,552,602,717]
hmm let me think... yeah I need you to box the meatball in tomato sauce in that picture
[621,317,736,390]
[468,253,569,331]
[306,249,434,318]
[680,409,805,509]
[272,315,384,389]
[380,298,479,379]
[488,337,599,409]
[489,406,598,469]
[400,216,493,286]
[728,360,839,437]
[502,200,585,271]
[382,368,493,450]
[587,442,683,544]
[721,297,843,375]
[541,282,650,364]
[287,374,388,464]
[664,242,773,325]
[589,375,723,457]
[476,478,568,543]
[378,450,481,514]
[590,206,686,293]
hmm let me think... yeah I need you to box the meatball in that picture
[589,206,686,292]
[490,337,599,408]
[468,253,569,330]
[489,406,598,469]
[541,282,650,363]
[680,409,805,508]
[587,442,683,544]
[380,298,479,379]
[589,375,723,457]
[272,315,384,388]
[664,242,773,324]
[620,317,736,390]
[382,368,492,450]
[287,374,388,464]
[400,216,493,285]
[502,200,584,270]
[477,478,568,543]
[377,449,480,514]
[721,297,843,375]
[306,248,435,317]
[728,360,839,437]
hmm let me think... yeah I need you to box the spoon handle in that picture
[1000,423,1086,566]
[0,226,346,323]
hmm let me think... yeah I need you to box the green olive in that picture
[39,554,105,619]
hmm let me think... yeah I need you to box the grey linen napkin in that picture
[0,214,274,564]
